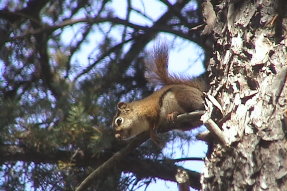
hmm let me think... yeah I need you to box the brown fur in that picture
[113,44,208,141]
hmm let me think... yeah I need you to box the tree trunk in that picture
[202,0,287,190]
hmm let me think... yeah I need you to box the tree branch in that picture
[0,142,201,190]
[121,157,201,190]
[0,145,71,164]
[7,17,149,42]
[73,37,134,81]
[75,132,149,191]
[160,157,204,163]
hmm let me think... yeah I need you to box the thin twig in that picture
[73,37,134,81]
[176,110,205,122]
[202,117,229,146]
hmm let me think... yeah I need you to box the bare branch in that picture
[160,157,204,163]
[202,117,229,146]
[121,157,201,190]
[7,17,149,42]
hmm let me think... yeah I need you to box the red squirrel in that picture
[113,44,208,142]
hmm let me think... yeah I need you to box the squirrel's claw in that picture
[167,111,179,122]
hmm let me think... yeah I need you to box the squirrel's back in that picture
[145,44,208,92]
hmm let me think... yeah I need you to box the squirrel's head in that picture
[113,102,149,140]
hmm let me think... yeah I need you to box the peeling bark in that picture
[201,0,287,190]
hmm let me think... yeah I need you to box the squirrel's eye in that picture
[115,117,124,126]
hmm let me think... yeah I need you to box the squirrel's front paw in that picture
[167,111,179,122]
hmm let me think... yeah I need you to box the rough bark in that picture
[201,0,287,190]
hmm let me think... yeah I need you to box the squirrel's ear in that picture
[117,102,128,110]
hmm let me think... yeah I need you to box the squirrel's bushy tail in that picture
[145,44,208,92]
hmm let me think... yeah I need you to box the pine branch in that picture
[75,132,149,191]
[0,142,201,190]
